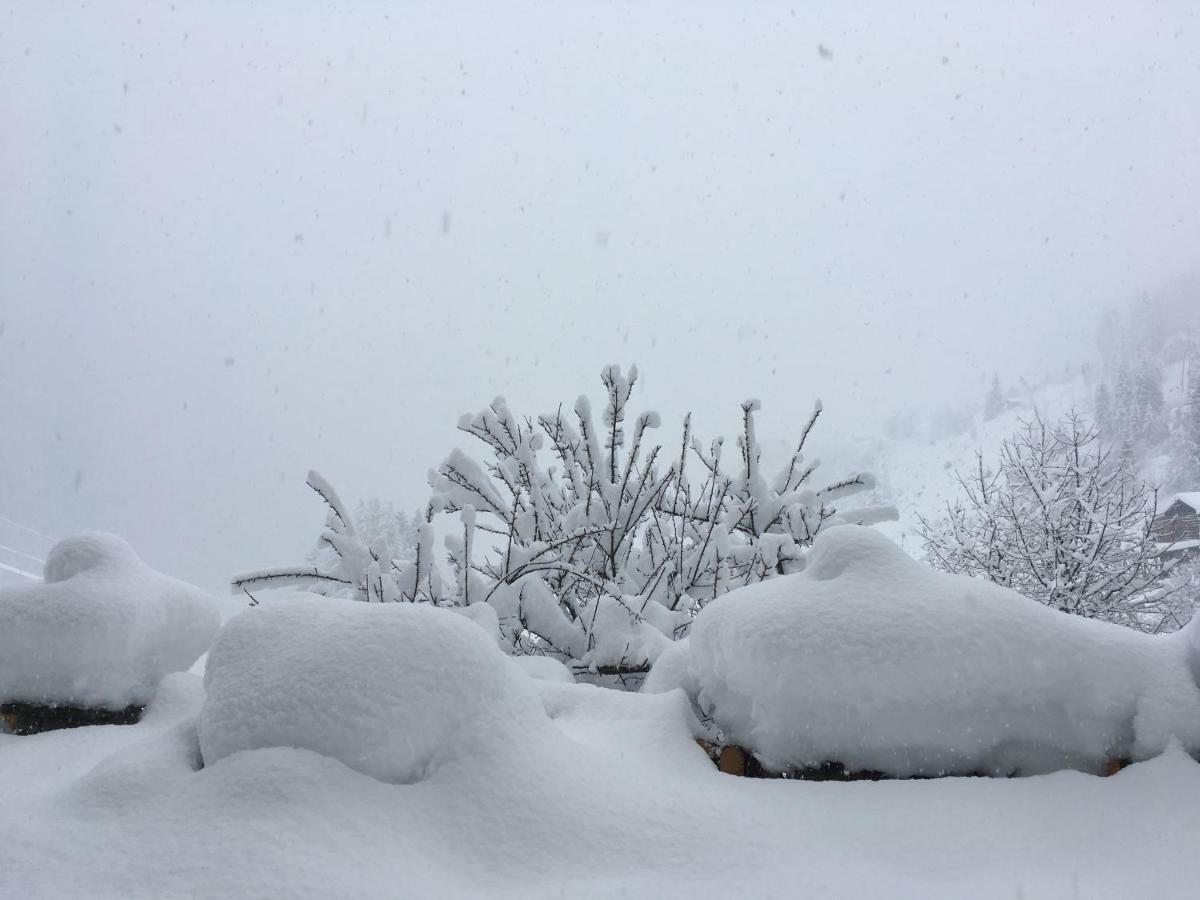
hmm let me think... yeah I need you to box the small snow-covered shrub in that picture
[686,526,1200,777]
[305,495,420,577]
[197,597,547,782]
[0,532,220,713]
[917,411,1186,632]
[234,472,444,604]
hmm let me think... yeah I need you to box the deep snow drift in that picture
[685,526,1200,776]
[0,533,220,710]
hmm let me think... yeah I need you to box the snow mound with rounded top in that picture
[198,597,548,782]
[690,526,1200,776]
[0,532,220,710]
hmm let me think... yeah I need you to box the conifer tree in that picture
[984,375,1004,421]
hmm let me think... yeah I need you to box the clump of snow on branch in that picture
[916,410,1188,633]
[685,525,1200,777]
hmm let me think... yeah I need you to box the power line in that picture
[0,542,45,565]
[0,514,58,544]
[0,560,40,581]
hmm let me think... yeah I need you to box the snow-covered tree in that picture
[983,375,1004,421]
[916,411,1181,632]
[1133,362,1166,444]
[1166,371,1200,491]
[1093,382,1112,433]
[1151,556,1199,632]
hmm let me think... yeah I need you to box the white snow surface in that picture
[689,526,1200,776]
[2,665,1200,897]
[4,532,1200,896]
[199,597,548,782]
[0,532,220,709]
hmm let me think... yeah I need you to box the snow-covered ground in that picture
[2,662,1198,898]
[2,571,1199,899]
[4,410,1199,897]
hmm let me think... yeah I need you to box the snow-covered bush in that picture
[198,597,547,782]
[0,533,220,711]
[234,366,895,687]
[234,472,444,605]
[916,411,1182,632]
[306,495,419,575]
[430,365,895,684]
[685,526,1200,777]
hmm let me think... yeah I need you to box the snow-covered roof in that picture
[1161,492,1200,512]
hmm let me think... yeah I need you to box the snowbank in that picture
[0,533,220,710]
[198,597,548,782]
[690,526,1200,776]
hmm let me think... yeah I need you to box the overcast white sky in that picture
[2,1,1198,590]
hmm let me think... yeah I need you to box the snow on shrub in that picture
[233,365,896,687]
[431,365,894,685]
[197,597,548,782]
[427,367,897,681]
[0,532,220,710]
[232,471,444,604]
[687,526,1200,777]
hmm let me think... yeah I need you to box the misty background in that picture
[2,2,1198,591]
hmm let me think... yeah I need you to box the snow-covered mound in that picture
[689,526,1200,776]
[0,532,220,710]
[198,597,548,782]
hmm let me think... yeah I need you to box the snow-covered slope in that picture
[866,374,1099,555]
[867,360,1196,554]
